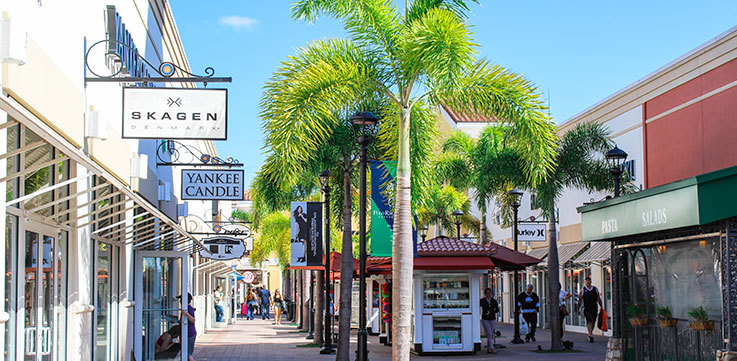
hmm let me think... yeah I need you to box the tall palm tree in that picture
[263,2,558,358]
[531,122,613,350]
[435,126,528,244]
[250,212,292,267]
[416,185,479,238]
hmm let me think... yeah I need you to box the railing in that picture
[627,321,723,361]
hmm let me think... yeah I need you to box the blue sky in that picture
[170,1,737,187]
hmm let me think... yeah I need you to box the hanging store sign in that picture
[181,169,243,200]
[243,271,256,283]
[199,236,246,260]
[290,201,323,267]
[517,223,547,242]
[122,87,228,140]
[370,161,418,257]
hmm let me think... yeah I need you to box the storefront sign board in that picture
[122,87,227,140]
[517,223,547,242]
[290,202,323,267]
[199,236,246,260]
[181,169,243,200]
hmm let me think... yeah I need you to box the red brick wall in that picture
[644,58,737,188]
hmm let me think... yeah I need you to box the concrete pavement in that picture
[192,318,607,361]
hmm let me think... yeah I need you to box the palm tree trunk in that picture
[392,106,413,361]
[337,160,354,361]
[302,270,310,331]
[547,204,563,350]
[315,270,325,344]
[480,208,488,245]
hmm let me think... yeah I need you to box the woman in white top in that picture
[558,282,572,337]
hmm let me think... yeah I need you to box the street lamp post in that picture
[352,111,378,361]
[605,145,628,339]
[452,210,464,239]
[507,188,525,344]
[319,169,335,354]
[420,225,428,243]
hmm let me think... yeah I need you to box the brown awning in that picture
[573,242,611,264]
[539,242,588,267]
[488,243,541,270]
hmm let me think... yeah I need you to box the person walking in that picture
[272,289,284,325]
[213,286,224,322]
[516,284,540,342]
[577,276,604,343]
[178,293,197,361]
[558,282,572,337]
[480,288,498,354]
[259,287,272,320]
[246,288,258,320]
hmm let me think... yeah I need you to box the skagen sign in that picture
[181,169,244,200]
[122,87,227,140]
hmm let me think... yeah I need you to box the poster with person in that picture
[290,201,323,266]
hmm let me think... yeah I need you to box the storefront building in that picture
[0,1,239,360]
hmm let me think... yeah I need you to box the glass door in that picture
[134,251,190,361]
[22,222,66,361]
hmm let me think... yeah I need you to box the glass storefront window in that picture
[96,243,111,361]
[564,267,591,327]
[432,316,463,348]
[423,274,470,310]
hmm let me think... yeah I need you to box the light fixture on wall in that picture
[130,153,148,179]
[85,111,109,140]
[0,13,28,65]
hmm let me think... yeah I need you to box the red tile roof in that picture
[417,236,496,256]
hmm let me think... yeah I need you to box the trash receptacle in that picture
[285,299,295,321]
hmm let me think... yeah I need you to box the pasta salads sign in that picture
[181,169,244,200]
[122,87,227,140]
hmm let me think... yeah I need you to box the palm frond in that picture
[405,0,478,23]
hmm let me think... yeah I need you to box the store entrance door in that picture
[133,251,190,361]
[21,221,66,361]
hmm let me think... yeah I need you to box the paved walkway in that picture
[193,318,607,361]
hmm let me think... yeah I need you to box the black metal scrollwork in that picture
[183,214,252,237]
[157,140,243,167]
[84,39,231,84]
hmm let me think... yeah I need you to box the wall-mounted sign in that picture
[243,237,254,251]
[290,201,323,267]
[199,236,246,260]
[122,87,227,140]
[243,271,256,284]
[181,169,243,200]
[517,223,547,242]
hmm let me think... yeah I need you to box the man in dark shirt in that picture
[516,284,540,342]
[259,287,272,320]
[480,288,499,353]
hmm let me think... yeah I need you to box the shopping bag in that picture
[597,309,609,332]
[519,314,529,335]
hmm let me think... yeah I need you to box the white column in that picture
[70,163,94,360]
[0,110,7,359]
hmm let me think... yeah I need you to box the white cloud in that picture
[218,16,259,32]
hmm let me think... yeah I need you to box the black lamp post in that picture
[507,188,525,344]
[352,110,378,361]
[319,169,335,354]
[605,145,628,339]
[452,210,464,239]
[420,225,429,243]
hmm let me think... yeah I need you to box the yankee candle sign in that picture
[122,87,227,140]
[181,169,243,200]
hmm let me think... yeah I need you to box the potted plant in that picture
[687,306,714,331]
[626,305,648,326]
[655,306,677,328]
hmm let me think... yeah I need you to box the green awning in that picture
[578,165,737,242]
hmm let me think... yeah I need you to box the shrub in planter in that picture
[687,306,714,331]
[626,305,648,327]
[656,306,677,328]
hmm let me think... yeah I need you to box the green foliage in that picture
[655,306,672,319]
[416,185,479,237]
[626,305,644,318]
[249,212,291,268]
[687,306,709,322]
[231,209,251,223]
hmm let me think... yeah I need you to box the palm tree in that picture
[416,185,479,238]
[435,126,528,244]
[531,122,613,350]
[263,2,558,358]
[250,212,292,267]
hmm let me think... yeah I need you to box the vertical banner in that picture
[370,161,417,257]
[291,201,324,266]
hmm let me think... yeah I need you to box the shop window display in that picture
[422,274,470,310]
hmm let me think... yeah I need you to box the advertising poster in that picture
[370,161,418,257]
[290,201,324,266]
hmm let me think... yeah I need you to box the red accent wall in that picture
[645,57,737,188]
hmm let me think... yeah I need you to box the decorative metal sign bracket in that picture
[84,39,232,85]
[157,140,243,168]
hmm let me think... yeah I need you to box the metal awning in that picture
[527,247,548,262]
[573,241,611,264]
[538,242,588,267]
[1,93,204,253]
